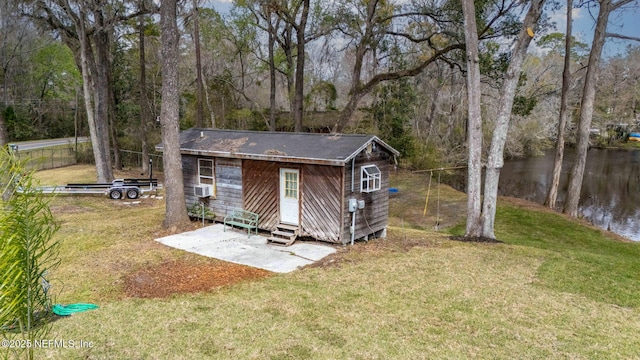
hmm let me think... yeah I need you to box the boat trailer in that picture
[37,178,160,200]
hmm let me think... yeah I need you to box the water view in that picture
[500,148,640,241]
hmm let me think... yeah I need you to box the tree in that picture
[480,0,546,238]
[27,1,149,182]
[462,0,546,238]
[329,0,526,133]
[160,0,190,228]
[460,0,483,237]
[189,0,206,128]
[138,0,150,173]
[545,1,574,209]
[564,0,635,216]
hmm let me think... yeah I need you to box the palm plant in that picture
[1,148,60,360]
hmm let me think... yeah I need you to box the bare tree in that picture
[160,0,190,228]
[545,0,573,209]
[461,0,483,237]
[564,0,635,217]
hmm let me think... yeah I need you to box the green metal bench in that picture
[223,208,259,238]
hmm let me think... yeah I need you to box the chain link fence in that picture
[118,150,164,172]
[15,147,78,171]
[12,146,163,172]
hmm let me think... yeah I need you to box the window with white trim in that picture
[198,159,215,195]
[361,165,381,193]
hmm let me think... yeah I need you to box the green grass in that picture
[450,203,640,308]
[15,168,640,359]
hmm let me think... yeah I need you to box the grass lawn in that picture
[15,165,640,359]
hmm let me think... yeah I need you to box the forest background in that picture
[1,0,640,230]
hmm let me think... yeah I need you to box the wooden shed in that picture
[159,128,399,245]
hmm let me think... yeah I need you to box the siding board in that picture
[341,147,392,243]
[243,160,280,231]
[301,164,341,242]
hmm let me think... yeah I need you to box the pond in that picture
[500,148,640,241]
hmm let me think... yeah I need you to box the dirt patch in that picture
[123,260,271,298]
[449,235,504,244]
[306,233,442,269]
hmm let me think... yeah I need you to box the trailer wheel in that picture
[109,189,123,200]
[126,188,139,199]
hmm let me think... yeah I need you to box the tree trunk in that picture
[461,0,483,237]
[564,0,618,216]
[268,8,278,132]
[193,0,205,128]
[545,0,573,209]
[77,19,110,183]
[0,111,7,147]
[91,20,114,181]
[481,0,546,239]
[139,2,150,174]
[292,0,310,132]
[160,0,190,229]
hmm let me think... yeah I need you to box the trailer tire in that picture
[126,188,139,199]
[109,189,123,200]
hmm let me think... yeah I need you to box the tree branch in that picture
[606,32,640,42]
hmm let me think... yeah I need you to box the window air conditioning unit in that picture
[194,184,212,198]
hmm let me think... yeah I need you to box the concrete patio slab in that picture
[155,224,337,273]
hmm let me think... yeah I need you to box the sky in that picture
[205,0,640,57]
[551,2,640,57]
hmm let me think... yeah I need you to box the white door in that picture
[279,168,299,225]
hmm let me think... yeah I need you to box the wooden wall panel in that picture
[213,158,243,217]
[243,160,280,231]
[342,147,392,243]
[301,164,342,243]
[183,155,243,220]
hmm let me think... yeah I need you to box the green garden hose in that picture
[52,303,99,316]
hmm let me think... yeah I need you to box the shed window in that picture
[361,165,381,193]
[198,159,215,195]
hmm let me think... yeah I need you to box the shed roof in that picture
[157,128,399,166]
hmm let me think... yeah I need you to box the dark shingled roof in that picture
[157,128,399,166]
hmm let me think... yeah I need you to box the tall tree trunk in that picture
[109,105,122,170]
[267,8,277,132]
[92,19,114,181]
[160,0,190,229]
[545,0,573,209]
[193,0,205,128]
[139,1,150,174]
[282,22,295,116]
[461,0,483,237]
[292,0,309,132]
[564,0,633,216]
[481,0,546,239]
[77,17,110,183]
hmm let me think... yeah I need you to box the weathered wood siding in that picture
[341,146,392,243]
[242,160,281,231]
[183,155,242,219]
[301,164,342,243]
